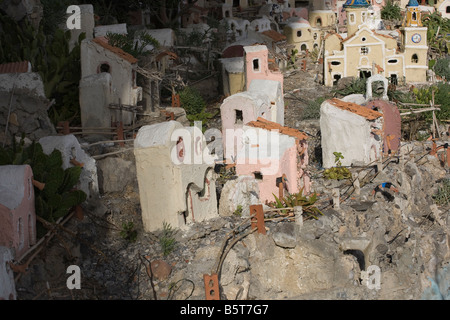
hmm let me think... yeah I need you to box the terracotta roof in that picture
[324,31,344,41]
[328,98,382,120]
[246,117,308,140]
[92,37,138,64]
[261,30,287,43]
[0,61,31,74]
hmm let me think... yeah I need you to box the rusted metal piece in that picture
[75,205,84,221]
[116,121,125,147]
[250,204,266,235]
[172,93,181,108]
[70,158,84,168]
[32,179,45,191]
[58,121,70,135]
[203,273,220,300]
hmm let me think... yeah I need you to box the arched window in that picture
[411,54,418,63]
[316,18,322,27]
[301,44,307,52]
[99,63,110,73]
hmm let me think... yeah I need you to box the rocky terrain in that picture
[13,57,450,300]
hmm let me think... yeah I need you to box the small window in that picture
[254,171,263,180]
[390,74,398,85]
[388,59,398,64]
[253,58,259,71]
[412,12,417,21]
[316,18,322,27]
[331,61,341,65]
[361,37,366,42]
[447,6,450,13]
[235,109,243,124]
[301,44,307,52]
[99,63,110,73]
[297,30,302,37]
[361,47,369,55]
[362,12,367,22]
[333,74,341,86]
[313,33,318,40]
[350,13,355,24]
[411,54,418,63]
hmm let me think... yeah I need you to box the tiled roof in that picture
[92,37,138,64]
[246,117,309,140]
[261,30,287,43]
[328,98,382,120]
[0,61,31,74]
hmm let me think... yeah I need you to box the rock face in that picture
[0,73,56,146]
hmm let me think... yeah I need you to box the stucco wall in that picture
[320,101,383,168]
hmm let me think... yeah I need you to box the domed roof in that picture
[343,0,370,8]
[407,0,419,6]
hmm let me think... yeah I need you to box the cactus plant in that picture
[0,137,87,233]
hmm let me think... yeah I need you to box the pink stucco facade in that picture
[0,165,36,259]
[244,45,284,93]
[234,119,311,205]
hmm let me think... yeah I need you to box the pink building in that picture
[243,45,284,93]
[221,45,285,162]
[0,165,36,259]
[235,118,311,204]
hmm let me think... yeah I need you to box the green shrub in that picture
[160,222,177,257]
[433,57,450,80]
[381,1,402,21]
[179,86,206,116]
[303,97,327,119]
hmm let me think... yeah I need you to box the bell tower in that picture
[402,0,428,83]
[343,0,371,38]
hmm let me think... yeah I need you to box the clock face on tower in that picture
[412,33,421,44]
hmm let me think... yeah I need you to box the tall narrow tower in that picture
[402,0,428,82]
[343,0,370,38]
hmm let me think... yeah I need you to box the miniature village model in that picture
[0,0,450,301]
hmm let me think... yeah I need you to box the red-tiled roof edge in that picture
[0,61,31,74]
[246,117,309,140]
[328,98,383,120]
[92,37,138,64]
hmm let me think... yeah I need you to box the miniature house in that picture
[235,118,310,204]
[0,165,36,259]
[284,17,317,52]
[244,45,284,92]
[324,0,428,86]
[134,121,218,232]
[80,36,143,126]
[320,98,384,168]
[436,0,450,18]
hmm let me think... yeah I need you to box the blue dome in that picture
[343,0,370,8]
[407,0,419,6]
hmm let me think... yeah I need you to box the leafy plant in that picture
[332,77,366,97]
[179,86,206,116]
[422,11,450,58]
[160,221,177,257]
[0,137,87,236]
[433,179,450,206]
[381,1,402,21]
[412,83,450,121]
[106,31,159,58]
[120,221,138,242]
[0,12,85,125]
[268,188,323,220]
[233,205,243,217]
[433,57,450,80]
[323,152,351,180]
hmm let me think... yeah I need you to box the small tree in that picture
[381,1,402,21]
